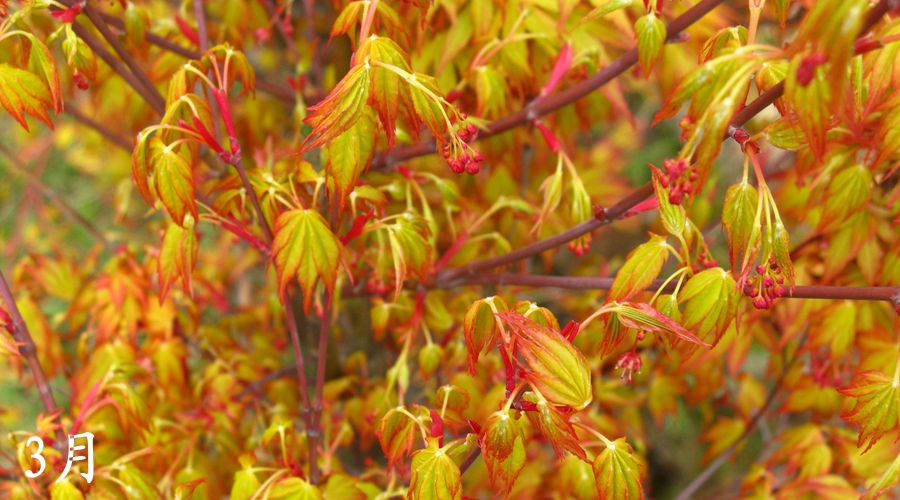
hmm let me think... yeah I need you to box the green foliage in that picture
[1,0,900,498]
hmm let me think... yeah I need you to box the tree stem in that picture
[0,269,67,449]
[81,4,167,113]
[309,292,333,484]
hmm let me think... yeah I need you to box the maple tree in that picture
[2,0,900,498]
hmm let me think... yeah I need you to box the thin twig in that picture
[193,0,211,54]
[444,273,900,302]
[0,144,115,252]
[259,0,299,60]
[60,0,298,104]
[64,107,132,151]
[69,21,165,116]
[459,447,482,475]
[309,293,333,485]
[674,333,807,500]
[0,269,68,449]
[372,0,727,170]
[81,3,168,112]
[434,0,893,286]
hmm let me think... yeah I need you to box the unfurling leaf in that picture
[861,452,900,500]
[355,35,411,147]
[516,301,560,331]
[636,14,665,77]
[0,64,56,130]
[607,234,669,303]
[480,410,526,497]
[577,0,632,27]
[148,139,198,226]
[408,438,462,500]
[677,268,739,345]
[326,108,376,208]
[158,221,198,302]
[522,393,588,461]
[464,296,509,373]
[386,214,433,299]
[62,28,98,89]
[378,406,419,470]
[272,209,342,311]
[268,478,323,499]
[723,181,759,273]
[592,438,645,500]
[418,343,443,378]
[300,63,370,152]
[837,371,900,452]
[651,168,686,238]
[499,312,593,410]
[615,302,710,347]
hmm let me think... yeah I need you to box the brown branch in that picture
[64,106,132,151]
[81,4,167,113]
[220,133,315,484]
[0,144,115,253]
[0,268,68,449]
[259,0,299,60]
[70,3,298,105]
[193,0,211,54]
[443,273,900,303]
[674,332,807,500]
[434,0,893,286]
[372,0,727,170]
[69,21,165,116]
[308,293,333,485]
[435,184,654,283]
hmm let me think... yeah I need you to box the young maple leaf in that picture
[377,407,419,470]
[592,438,645,500]
[408,437,463,500]
[158,221,198,303]
[521,393,587,461]
[299,63,370,153]
[271,209,342,311]
[463,296,509,374]
[499,312,593,410]
[837,370,900,452]
[479,410,526,497]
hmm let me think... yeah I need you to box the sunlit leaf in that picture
[408,438,462,500]
[499,312,593,410]
[837,371,900,452]
[464,296,509,373]
[272,209,342,310]
[592,438,645,500]
[607,234,669,303]
[635,14,665,77]
[522,393,587,461]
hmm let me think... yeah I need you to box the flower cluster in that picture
[694,244,718,273]
[442,122,484,175]
[748,257,786,309]
[615,351,642,383]
[796,52,827,87]
[657,158,697,205]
